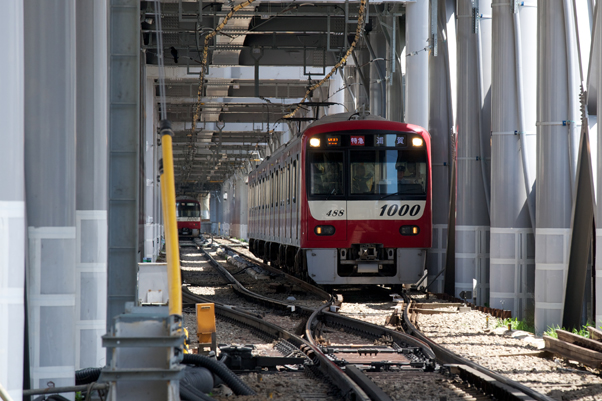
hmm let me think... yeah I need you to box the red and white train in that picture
[247,113,432,287]
[176,196,201,237]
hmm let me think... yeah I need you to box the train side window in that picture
[276,170,279,207]
[287,164,290,205]
[280,167,284,205]
[271,172,274,208]
[292,160,297,203]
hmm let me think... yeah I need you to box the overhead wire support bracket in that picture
[472,0,479,34]
[284,0,368,118]
[179,0,203,23]
[431,0,438,56]
[303,47,327,76]
[250,47,264,97]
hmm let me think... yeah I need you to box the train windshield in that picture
[176,202,200,217]
[308,151,344,196]
[350,149,427,196]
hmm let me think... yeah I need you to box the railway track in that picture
[402,294,555,401]
[180,237,556,400]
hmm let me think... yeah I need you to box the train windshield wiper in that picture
[326,187,337,200]
[380,189,411,200]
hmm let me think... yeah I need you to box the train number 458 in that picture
[379,204,421,217]
[326,209,345,216]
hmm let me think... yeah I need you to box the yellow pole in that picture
[160,174,172,270]
[159,120,182,316]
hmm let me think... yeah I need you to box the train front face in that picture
[301,120,432,285]
[176,200,201,237]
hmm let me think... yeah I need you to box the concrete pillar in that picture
[155,125,163,258]
[534,0,573,335]
[222,182,232,236]
[327,72,345,115]
[24,0,77,391]
[199,193,210,234]
[490,0,537,320]
[107,0,140,331]
[369,23,387,118]
[343,66,357,113]
[230,174,249,240]
[595,0,602,328]
[455,0,491,305]
[355,48,371,113]
[211,189,225,235]
[144,73,158,261]
[0,2,25,399]
[405,0,429,128]
[427,0,456,293]
[386,14,404,122]
[75,0,108,370]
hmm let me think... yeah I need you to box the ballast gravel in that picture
[417,308,602,400]
[182,242,602,400]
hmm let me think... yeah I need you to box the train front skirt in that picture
[305,248,426,285]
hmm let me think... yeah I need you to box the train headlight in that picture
[400,225,420,235]
[412,137,424,147]
[309,138,321,147]
[315,225,335,235]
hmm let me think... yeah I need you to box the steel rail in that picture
[315,310,437,363]
[184,245,415,400]
[218,243,338,303]
[198,244,332,315]
[185,246,465,401]
[402,294,555,401]
[302,302,436,401]
[182,287,372,400]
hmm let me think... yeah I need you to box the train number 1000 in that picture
[379,204,421,217]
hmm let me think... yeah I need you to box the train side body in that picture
[248,113,432,286]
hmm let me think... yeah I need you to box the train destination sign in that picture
[350,135,365,146]
[326,135,340,146]
[375,134,407,147]
[395,134,407,147]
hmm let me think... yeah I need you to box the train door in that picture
[261,176,265,237]
[286,163,291,241]
[280,167,284,241]
[278,167,283,241]
[292,157,299,242]
[270,171,274,238]
[276,169,280,241]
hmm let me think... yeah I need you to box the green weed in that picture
[544,323,594,338]
[495,317,535,333]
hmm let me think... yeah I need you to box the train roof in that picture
[176,195,199,202]
[303,112,387,130]
[248,113,426,176]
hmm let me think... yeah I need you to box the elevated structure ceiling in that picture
[142,0,409,194]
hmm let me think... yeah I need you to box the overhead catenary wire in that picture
[187,0,365,167]
[283,0,368,119]
[185,0,259,181]
[154,0,167,121]
[192,0,259,133]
